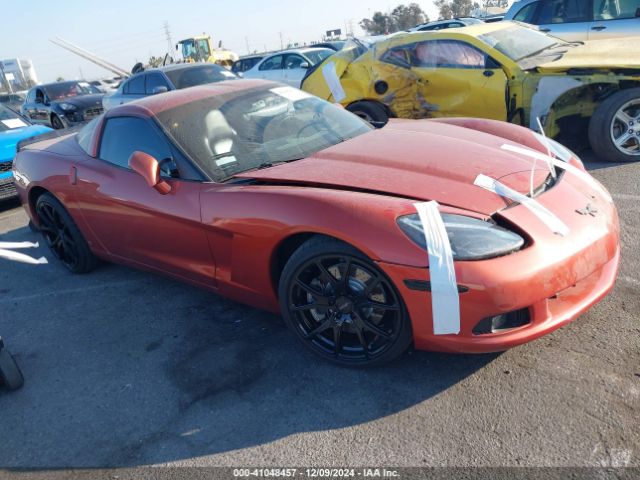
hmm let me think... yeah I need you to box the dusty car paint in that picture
[302,22,640,139]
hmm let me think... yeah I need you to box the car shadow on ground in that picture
[0,224,499,467]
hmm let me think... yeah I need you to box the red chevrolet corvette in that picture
[13,80,620,366]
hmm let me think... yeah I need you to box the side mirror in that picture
[128,151,172,195]
[151,86,168,95]
[300,62,310,69]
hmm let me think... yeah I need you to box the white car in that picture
[242,48,334,88]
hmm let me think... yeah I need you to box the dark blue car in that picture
[0,105,51,200]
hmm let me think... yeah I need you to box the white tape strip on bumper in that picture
[414,201,460,336]
[474,174,570,237]
[321,61,346,103]
[501,144,613,203]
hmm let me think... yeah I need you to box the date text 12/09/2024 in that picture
[233,469,400,478]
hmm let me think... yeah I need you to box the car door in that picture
[21,90,37,121]
[533,0,591,41]
[589,0,640,39]
[256,55,285,82]
[34,88,51,125]
[74,115,216,285]
[378,40,508,121]
[282,53,308,87]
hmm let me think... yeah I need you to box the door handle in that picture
[540,28,551,32]
[591,25,607,31]
[483,70,495,77]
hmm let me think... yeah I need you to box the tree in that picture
[56,76,65,82]
[360,3,428,35]
[147,56,164,68]
[435,0,474,19]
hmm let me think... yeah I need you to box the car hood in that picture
[235,119,551,216]
[54,93,104,109]
[0,124,52,163]
[537,37,640,72]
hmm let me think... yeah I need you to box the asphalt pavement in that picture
[0,150,638,469]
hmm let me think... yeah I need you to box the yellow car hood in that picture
[537,37,640,72]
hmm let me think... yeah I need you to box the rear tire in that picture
[279,236,412,367]
[347,101,389,128]
[589,88,640,163]
[35,192,98,274]
[0,347,24,391]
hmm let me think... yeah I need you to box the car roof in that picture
[107,79,274,117]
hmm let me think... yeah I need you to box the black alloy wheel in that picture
[35,193,98,274]
[280,238,412,366]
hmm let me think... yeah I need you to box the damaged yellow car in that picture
[301,22,640,163]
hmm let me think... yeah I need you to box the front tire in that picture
[51,114,65,130]
[35,192,98,274]
[589,88,640,162]
[279,237,412,367]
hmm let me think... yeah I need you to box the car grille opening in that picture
[472,308,531,335]
[84,107,104,120]
[0,162,12,173]
[0,177,17,199]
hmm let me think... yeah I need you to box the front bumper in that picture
[379,169,621,354]
[380,244,619,353]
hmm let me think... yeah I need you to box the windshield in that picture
[164,65,237,89]
[478,25,566,62]
[44,81,101,100]
[304,49,335,65]
[155,85,372,182]
[0,105,29,132]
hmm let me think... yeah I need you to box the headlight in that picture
[59,103,77,111]
[532,132,584,168]
[397,214,525,261]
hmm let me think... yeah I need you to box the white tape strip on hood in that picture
[321,61,346,103]
[474,174,570,236]
[414,201,460,335]
[501,144,613,203]
[0,248,48,265]
[0,241,39,249]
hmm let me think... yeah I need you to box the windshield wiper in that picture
[219,157,306,183]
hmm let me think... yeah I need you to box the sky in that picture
[1,0,513,84]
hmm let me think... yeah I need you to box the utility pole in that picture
[279,32,283,50]
[164,21,173,58]
[245,36,250,55]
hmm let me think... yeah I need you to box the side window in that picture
[594,0,640,20]
[76,117,101,155]
[35,89,45,103]
[99,117,174,175]
[284,54,305,69]
[259,55,283,71]
[125,75,145,95]
[412,40,487,69]
[514,1,540,22]
[145,72,170,94]
[381,47,411,68]
[537,0,589,24]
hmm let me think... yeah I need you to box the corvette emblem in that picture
[576,204,598,217]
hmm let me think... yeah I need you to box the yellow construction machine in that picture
[176,35,238,68]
